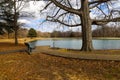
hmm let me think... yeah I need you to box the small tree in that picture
[27,28,37,38]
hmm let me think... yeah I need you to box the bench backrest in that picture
[25,42,35,49]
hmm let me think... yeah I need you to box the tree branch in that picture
[96,6,107,17]
[89,3,101,9]
[92,17,120,25]
[46,16,81,27]
[40,2,52,12]
[66,0,72,8]
[89,0,111,5]
[49,0,81,15]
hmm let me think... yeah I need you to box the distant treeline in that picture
[50,26,120,38]
[51,26,120,38]
[1,25,120,39]
[92,26,120,37]
[51,31,81,37]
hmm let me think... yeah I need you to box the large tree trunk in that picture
[14,26,18,45]
[8,32,10,39]
[14,13,18,45]
[80,0,93,51]
[14,0,18,45]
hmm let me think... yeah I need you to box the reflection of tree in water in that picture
[52,39,57,48]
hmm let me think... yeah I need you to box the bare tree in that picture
[41,0,120,51]
[0,0,28,44]
[11,0,28,45]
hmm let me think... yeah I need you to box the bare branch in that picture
[16,0,28,12]
[92,17,120,25]
[53,8,61,17]
[89,3,101,9]
[96,6,107,17]
[57,12,68,19]
[49,0,81,15]
[46,16,81,27]
[40,2,52,12]
[66,0,72,8]
[89,0,111,5]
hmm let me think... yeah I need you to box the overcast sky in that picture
[18,0,120,32]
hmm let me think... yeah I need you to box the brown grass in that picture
[0,42,25,52]
[0,37,44,43]
[0,39,120,80]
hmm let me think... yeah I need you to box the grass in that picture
[93,37,120,40]
[0,38,120,80]
[54,47,120,55]
[0,37,45,44]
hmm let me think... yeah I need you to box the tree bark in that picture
[14,27,18,45]
[14,0,18,45]
[8,32,10,39]
[80,0,93,51]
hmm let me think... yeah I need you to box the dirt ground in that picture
[0,42,120,80]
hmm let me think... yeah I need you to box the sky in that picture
[18,1,67,32]
[18,1,47,31]
[18,0,120,32]
[18,1,82,32]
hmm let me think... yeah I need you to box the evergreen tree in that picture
[0,0,14,35]
[27,28,37,38]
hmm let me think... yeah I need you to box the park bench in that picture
[24,42,36,54]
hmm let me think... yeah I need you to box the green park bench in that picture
[24,42,36,54]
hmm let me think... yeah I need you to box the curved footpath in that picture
[32,46,120,61]
[0,46,120,61]
[0,49,26,54]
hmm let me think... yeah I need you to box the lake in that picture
[30,38,120,50]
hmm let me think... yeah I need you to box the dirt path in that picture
[32,46,120,61]
[0,49,26,54]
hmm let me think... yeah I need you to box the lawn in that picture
[0,39,120,80]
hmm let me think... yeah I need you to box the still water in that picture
[31,38,120,50]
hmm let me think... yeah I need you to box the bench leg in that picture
[25,47,32,55]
